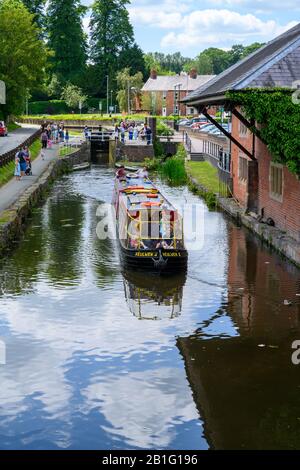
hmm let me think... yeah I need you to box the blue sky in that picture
[82,0,299,57]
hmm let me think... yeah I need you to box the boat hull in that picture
[118,241,188,274]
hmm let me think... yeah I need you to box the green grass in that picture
[59,146,78,157]
[186,161,220,194]
[7,122,21,132]
[0,138,42,188]
[159,144,187,185]
[20,113,189,122]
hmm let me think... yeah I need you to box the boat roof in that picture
[116,175,175,212]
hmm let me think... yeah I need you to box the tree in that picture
[90,0,136,95]
[0,0,49,117]
[144,52,190,75]
[61,83,87,110]
[47,0,87,84]
[116,68,143,113]
[21,0,46,30]
[118,43,147,79]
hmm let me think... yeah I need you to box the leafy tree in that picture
[21,0,46,30]
[47,0,87,84]
[0,0,49,117]
[144,52,190,75]
[118,43,147,79]
[116,68,143,112]
[90,0,133,68]
[61,83,87,110]
[47,74,63,99]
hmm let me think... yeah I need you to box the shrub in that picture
[159,144,187,185]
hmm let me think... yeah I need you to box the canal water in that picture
[0,166,300,450]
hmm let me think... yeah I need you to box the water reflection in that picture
[178,223,300,450]
[0,167,299,449]
[123,270,186,320]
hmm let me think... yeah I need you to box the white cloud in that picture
[129,0,297,50]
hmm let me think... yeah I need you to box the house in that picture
[141,70,215,116]
[183,23,300,244]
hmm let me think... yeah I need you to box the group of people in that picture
[114,121,152,145]
[41,123,70,149]
[116,165,149,180]
[14,146,32,181]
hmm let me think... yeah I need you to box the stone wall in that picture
[112,142,154,163]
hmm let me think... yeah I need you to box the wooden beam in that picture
[230,107,267,145]
[199,106,256,161]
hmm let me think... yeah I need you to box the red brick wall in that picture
[231,111,300,241]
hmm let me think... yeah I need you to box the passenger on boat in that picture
[136,166,149,179]
[116,165,127,180]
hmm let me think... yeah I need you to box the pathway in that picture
[0,145,59,213]
[0,124,39,156]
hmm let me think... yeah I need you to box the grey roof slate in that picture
[183,22,300,105]
[142,74,215,92]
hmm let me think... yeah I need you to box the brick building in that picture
[183,23,300,243]
[141,70,215,116]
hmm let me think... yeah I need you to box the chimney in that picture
[150,69,157,80]
[189,68,197,79]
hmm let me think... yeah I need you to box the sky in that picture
[82,0,300,57]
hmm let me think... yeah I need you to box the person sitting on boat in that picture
[116,165,127,180]
[136,166,149,179]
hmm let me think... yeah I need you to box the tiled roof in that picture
[183,22,300,105]
[142,74,215,92]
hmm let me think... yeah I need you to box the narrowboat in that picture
[113,171,188,272]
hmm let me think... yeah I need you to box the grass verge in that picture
[186,161,221,210]
[186,161,220,193]
[7,122,21,132]
[59,146,78,157]
[0,138,42,188]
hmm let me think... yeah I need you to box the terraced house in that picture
[183,23,300,247]
[142,69,215,116]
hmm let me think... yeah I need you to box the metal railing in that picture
[184,132,192,153]
[218,150,231,173]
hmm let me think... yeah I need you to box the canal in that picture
[0,165,300,450]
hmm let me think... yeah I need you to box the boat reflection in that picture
[123,270,186,320]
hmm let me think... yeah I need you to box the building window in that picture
[239,155,248,181]
[239,121,248,137]
[270,163,283,202]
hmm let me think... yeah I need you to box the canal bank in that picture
[186,166,300,268]
[0,142,89,255]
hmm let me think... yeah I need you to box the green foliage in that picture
[0,0,50,117]
[7,122,21,132]
[61,83,87,110]
[159,144,187,185]
[0,138,41,187]
[28,100,69,115]
[186,161,220,194]
[21,0,46,30]
[226,89,300,174]
[116,68,143,113]
[90,0,137,95]
[156,121,175,136]
[185,42,265,75]
[143,157,161,171]
[144,52,190,75]
[47,0,87,84]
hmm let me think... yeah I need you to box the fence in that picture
[0,129,41,168]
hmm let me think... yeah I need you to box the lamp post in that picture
[106,75,109,115]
